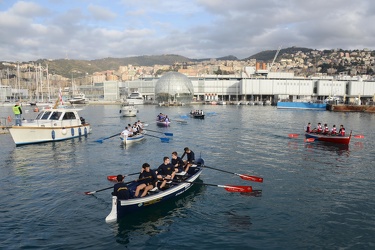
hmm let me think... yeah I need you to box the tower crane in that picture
[269,45,282,72]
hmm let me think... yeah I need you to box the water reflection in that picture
[304,142,350,156]
[112,182,206,245]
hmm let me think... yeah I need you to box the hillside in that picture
[1,47,316,77]
[35,54,192,78]
[245,47,314,61]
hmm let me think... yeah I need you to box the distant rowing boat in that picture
[305,131,352,145]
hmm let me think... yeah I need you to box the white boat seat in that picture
[150,187,158,192]
[175,171,186,176]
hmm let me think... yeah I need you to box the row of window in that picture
[36,111,78,120]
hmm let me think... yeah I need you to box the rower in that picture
[338,125,345,136]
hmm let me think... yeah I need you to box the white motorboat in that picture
[126,92,144,105]
[8,106,91,146]
[120,102,138,117]
[68,93,88,105]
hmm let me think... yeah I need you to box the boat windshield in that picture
[41,111,52,120]
[50,111,62,120]
[62,112,78,120]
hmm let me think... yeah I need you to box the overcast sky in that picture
[1,0,374,62]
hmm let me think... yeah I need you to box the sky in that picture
[1,0,375,62]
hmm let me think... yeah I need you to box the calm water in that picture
[0,104,374,249]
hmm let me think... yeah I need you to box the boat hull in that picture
[190,114,205,119]
[106,165,203,222]
[9,124,91,146]
[120,107,138,117]
[305,132,351,145]
[156,121,170,127]
[69,100,87,105]
[277,102,327,110]
[120,132,145,144]
[125,99,144,105]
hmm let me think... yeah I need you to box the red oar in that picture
[203,165,263,183]
[304,138,315,142]
[171,179,253,193]
[107,172,139,182]
[288,133,299,138]
[354,134,364,139]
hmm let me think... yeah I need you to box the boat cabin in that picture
[26,109,84,127]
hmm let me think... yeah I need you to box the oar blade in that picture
[354,134,364,139]
[164,132,174,136]
[240,174,264,183]
[84,191,95,195]
[107,175,117,181]
[160,137,169,143]
[223,185,253,193]
[288,133,299,138]
[304,138,315,142]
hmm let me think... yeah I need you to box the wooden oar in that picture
[202,165,263,183]
[85,178,143,195]
[171,179,252,192]
[107,172,139,182]
[146,129,173,136]
[84,186,113,195]
[95,133,120,143]
[144,133,169,142]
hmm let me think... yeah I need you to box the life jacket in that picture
[317,125,322,133]
[331,127,337,134]
[324,127,329,133]
[340,128,345,136]
[13,106,21,115]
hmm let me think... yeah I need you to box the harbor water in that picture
[0,104,374,249]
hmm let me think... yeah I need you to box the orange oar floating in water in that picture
[354,134,364,139]
[288,133,299,138]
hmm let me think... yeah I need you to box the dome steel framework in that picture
[155,72,194,104]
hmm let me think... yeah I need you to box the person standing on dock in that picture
[12,102,22,126]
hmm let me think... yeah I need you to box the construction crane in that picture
[269,45,282,72]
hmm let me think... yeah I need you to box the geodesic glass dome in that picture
[155,72,194,103]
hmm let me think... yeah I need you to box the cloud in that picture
[88,4,117,21]
[1,0,375,61]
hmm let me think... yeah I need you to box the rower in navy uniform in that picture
[134,163,158,198]
[181,147,195,173]
[156,157,175,190]
[112,175,130,200]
